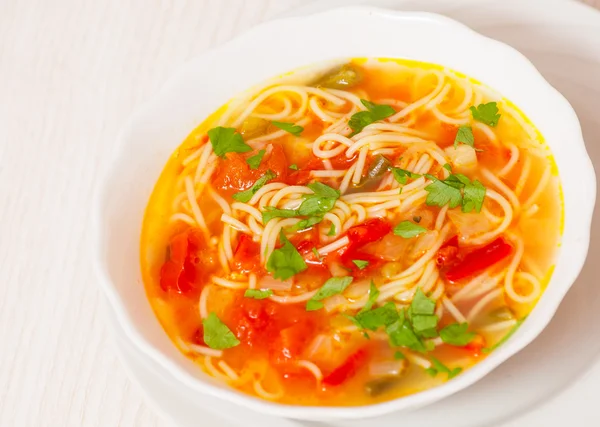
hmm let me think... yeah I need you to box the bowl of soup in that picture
[94,6,595,421]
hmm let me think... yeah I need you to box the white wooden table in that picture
[1,1,598,426]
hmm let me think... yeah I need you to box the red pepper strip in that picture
[322,349,368,387]
[445,237,513,282]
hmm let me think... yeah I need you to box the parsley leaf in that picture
[311,247,322,261]
[246,149,265,170]
[352,259,369,270]
[244,289,273,300]
[266,231,307,280]
[454,125,475,149]
[202,313,240,349]
[426,357,463,379]
[394,221,427,238]
[261,206,298,224]
[390,167,421,185]
[232,170,276,203]
[356,302,399,330]
[297,182,340,217]
[410,288,436,315]
[386,313,428,352]
[359,281,379,313]
[348,99,396,136]
[394,351,406,360]
[208,126,252,159]
[306,276,353,311]
[289,164,299,171]
[327,223,336,236]
[462,179,486,213]
[470,102,501,127]
[440,322,476,346]
[424,175,465,209]
[272,121,304,136]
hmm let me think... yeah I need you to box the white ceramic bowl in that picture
[93,6,596,422]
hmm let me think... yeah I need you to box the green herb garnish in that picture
[440,322,476,346]
[424,173,486,213]
[327,223,336,236]
[352,259,369,270]
[306,276,353,311]
[272,121,304,136]
[232,170,276,203]
[454,125,475,149]
[425,357,463,379]
[289,164,299,171]
[244,289,273,300]
[348,100,396,136]
[208,126,252,158]
[202,313,240,349]
[393,221,427,238]
[390,166,421,185]
[470,102,501,127]
[266,230,307,280]
[246,149,265,170]
[261,207,298,224]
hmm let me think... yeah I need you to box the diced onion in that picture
[368,360,407,377]
[409,231,439,259]
[445,144,477,172]
[447,210,492,240]
[324,294,348,312]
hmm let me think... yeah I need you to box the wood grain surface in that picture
[0,1,597,426]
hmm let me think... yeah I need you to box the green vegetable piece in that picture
[232,170,276,203]
[244,289,273,300]
[426,357,463,379]
[289,164,299,171]
[424,175,464,209]
[202,313,240,349]
[317,64,362,89]
[365,377,401,397]
[440,322,476,346]
[386,314,427,352]
[393,221,427,238]
[208,126,252,158]
[272,121,303,136]
[454,125,474,149]
[266,231,307,280]
[246,149,265,170]
[306,276,353,311]
[470,102,501,127]
[410,288,436,315]
[359,281,379,314]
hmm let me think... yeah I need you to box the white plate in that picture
[110,0,600,426]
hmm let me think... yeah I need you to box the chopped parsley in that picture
[470,102,501,127]
[232,170,276,203]
[272,121,304,136]
[306,276,353,311]
[297,182,340,217]
[261,207,298,224]
[207,126,252,158]
[393,221,427,238]
[355,302,399,330]
[348,99,396,136]
[266,231,307,280]
[352,259,369,270]
[359,281,379,313]
[390,166,421,185]
[202,313,240,349]
[327,223,336,236]
[454,125,475,149]
[425,357,463,379]
[246,149,265,170]
[311,247,322,261]
[244,289,273,300]
[289,164,299,171]
[424,173,486,213]
[440,322,476,346]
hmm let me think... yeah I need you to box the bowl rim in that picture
[92,5,596,421]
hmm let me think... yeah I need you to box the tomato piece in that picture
[212,144,288,195]
[346,218,392,251]
[160,229,217,295]
[322,348,368,387]
[445,237,513,282]
[436,235,460,267]
[270,322,314,365]
[464,335,486,357]
[232,234,261,273]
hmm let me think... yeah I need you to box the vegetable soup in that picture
[141,58,562,406]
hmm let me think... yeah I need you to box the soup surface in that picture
[141,58,562,406]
